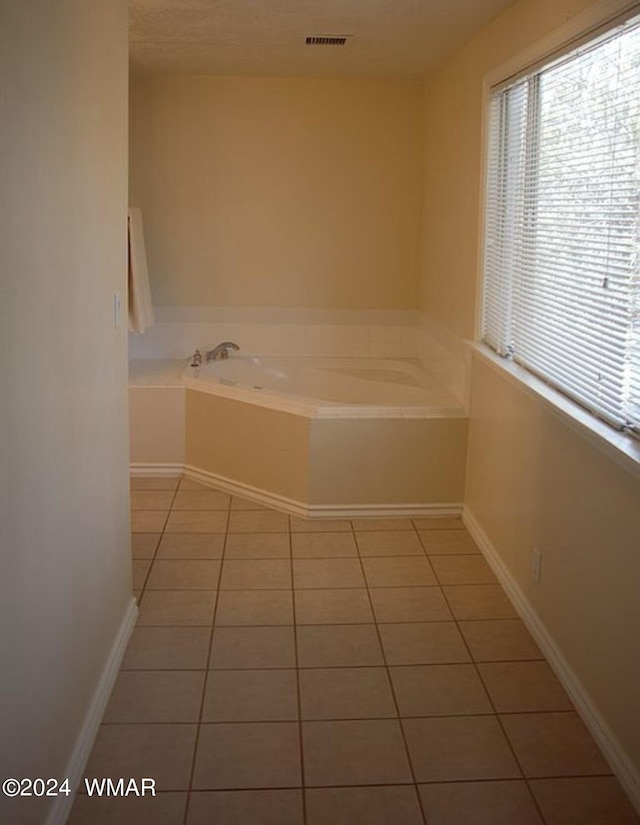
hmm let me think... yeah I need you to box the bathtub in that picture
[182,356,463,419]
[173,355,469,515]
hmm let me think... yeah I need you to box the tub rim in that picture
[182,356,465,420]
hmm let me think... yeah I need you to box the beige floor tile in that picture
[146,559,221,590]
[136,591,216,626]
[459,619,542,662]
[134,590,142,602]
[500,712,611,777]
[131,490,175,511]
[292,532,357,558]
[68,792,187,825]
[403,715,521,782]
[83,724,197,791]
[132,559,152,590]
[156,534,225,560]
[431,554,497,585]
[228,510,290,533]
[202,669,298,722]
[294,589,374,625]
[355,530,425,557]
[529,777,640,825]
[293,558,365,589]
[413,516,465,531]
[390,664,492,717]
[443,585,517,620]
[305,786,423,825]
[225,533,290,559]
[165,511,228,534]
[299,667,396,720]
[351,518,415,531]
[215,590,294,626]
[419,780,543,825]
[220,559,291,590]
[103,671,205,723]
[193,722,301,789]
[130,476,181,491]
[302,719,412,786]
[378,622,470,665]
[210,626,296,669]
[369,587,452,623]
[131,534,161,560]
[231,496,273,511]
[172,490,231,510]
[131,511,169,533]
[419,530,481,554]
[290,516,352,532]
[478,661,573,713]
[297,624,384,668]
[362,556,437,587]
[121,627,211,670]
[186,790,304,825]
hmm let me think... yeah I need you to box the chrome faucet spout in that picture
[206,341,240,362]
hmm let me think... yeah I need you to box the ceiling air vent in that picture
[305,35,350,46]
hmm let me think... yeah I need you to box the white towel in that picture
[127,207,155,333]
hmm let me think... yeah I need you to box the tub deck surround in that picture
[127,306,469,407]
[129,361,186,469]
[129,357,468,516]
[129,358,185,386]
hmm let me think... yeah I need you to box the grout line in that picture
[436,574,553,825]
[349,518,429,825]
[99,709,597,728]
[110,656,544,668]
[181,485,230,825]
[172,771,618,792]
[134,485,182,598]
[147,712,462,723]
[290,526,308,824]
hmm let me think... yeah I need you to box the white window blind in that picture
[482,16,640,434]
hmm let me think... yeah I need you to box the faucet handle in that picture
[190,349,202,367]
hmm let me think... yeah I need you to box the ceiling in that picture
[130,0,516,79]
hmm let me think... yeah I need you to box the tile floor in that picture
[67,475,640,824]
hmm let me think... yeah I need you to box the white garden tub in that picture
[182,356,463,419]
[131,355,468,513]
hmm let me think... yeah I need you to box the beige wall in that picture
[129,75,424,310]
[420,0,640,795]
[466,355,640,784]
[420,0,606,338]
[0,2,130,823]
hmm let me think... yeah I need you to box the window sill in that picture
[470,343,640,481]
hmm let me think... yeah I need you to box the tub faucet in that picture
[206,341,240,361]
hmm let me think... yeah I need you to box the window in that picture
[482,15,640,434]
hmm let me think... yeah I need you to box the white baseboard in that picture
[130,461,462,519]
[186,464,462,518]
[129,463,184,477]
[183,464,310,516]
[462,506,640,814]
[306,503,463,518]
[45,598,138,825]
